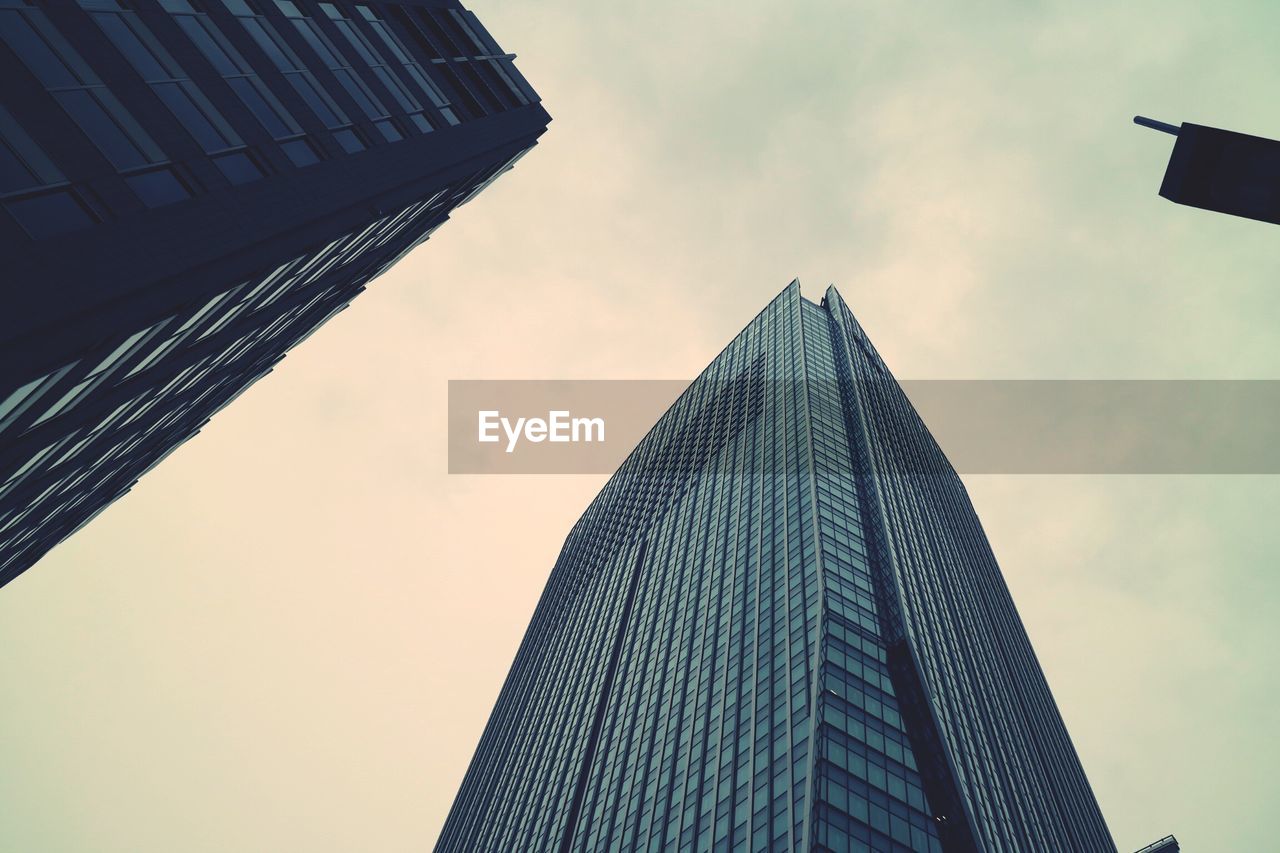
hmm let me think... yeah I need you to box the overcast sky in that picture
[4,1,1280,850]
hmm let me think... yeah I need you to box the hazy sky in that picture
[4,1,1280,851]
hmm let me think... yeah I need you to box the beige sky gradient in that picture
[4,1,1280,851]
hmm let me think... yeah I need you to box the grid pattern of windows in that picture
[0,104,96,237]
[353,3,458,125]
[442,6,536,106]
[319,2,430,132]
[0,0,162,169]
[438,282,1115,852]
[387,3,529,120]
[158,0,320,167]
[800,301,943,853]
[441,288,820,853]
[0,0,546,584]
[79,0,265,184]
[0,153,524,584]
[223,0,365,151]
[820,286,1116,852]
[273,0,402,142]
[0,0,192,207]
[0,0,542,241]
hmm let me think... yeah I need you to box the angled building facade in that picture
[438,282,1114,852]
[0,0,548,586]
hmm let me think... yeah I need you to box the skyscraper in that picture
[0,0,548,587]
[438,282,1116,852]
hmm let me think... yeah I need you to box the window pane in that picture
[280,137,319,166]
[227,77,295,137]
[175,16,238,74]
[99,89,163,160]
[368,20,412,64]
[126,168,190,208]
[0,139,36,192]
[292,22,341,66]
[487,59,529,105]
[2,442,57,486]
[287,74,343,127]
[126,339,174,376]
[175,293,228,334]
[213,151,262,185]
[333,22,377,62]
[54,89,147,169]
[0,376,45,422]
[337,23,377,64]
[407,112,432,134]
[459,11,502,54]
[333,67,383,118]
[93,13,167,79]
[448,10,490,53]
[32,377,94,425]
[332,128,364,153]
[406,68,444,106]
[153,81,228,151]
[374,119,401,142]
[0,11,77,87]
[241,18,295,70]
[0,104,61,184]
[90,326,153,375]
[6,190,94,238]
[372,66,417,112]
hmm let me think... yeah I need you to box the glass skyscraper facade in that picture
[438,282,1116,853]
[0,0,548,587]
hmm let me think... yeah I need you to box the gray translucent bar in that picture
[448,379,1280,475]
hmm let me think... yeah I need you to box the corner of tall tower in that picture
[819,283,891,372]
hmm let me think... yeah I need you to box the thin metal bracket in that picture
[1134,115,1181,136]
